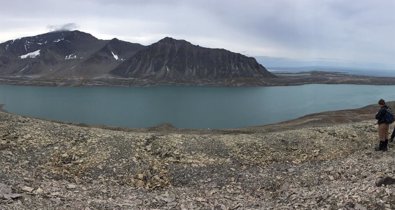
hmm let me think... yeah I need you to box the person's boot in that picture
[375,141,384,151]
[383,139,389,151]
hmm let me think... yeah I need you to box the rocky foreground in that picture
[1,104,395,209]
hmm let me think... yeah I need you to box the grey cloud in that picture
[47,23,79,32]
[1,0,395,68]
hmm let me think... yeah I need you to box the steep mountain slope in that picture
[0,30,108,77]
[111,37,274,82]
[72,38,144,78]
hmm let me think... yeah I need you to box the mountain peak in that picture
[159,37,176,42]
[44,30,87,37]
[62,30,97,41]
[157,37,190,45]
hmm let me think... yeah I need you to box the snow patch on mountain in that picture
[111,51,119,60]
[20,50,41,59]
[54,38,64,43]
[65,54,77,60]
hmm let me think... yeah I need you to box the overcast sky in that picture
[1,0,395,69]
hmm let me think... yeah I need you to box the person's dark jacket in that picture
[376,105,389,124]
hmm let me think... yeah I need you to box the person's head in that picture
[378,99,386,106]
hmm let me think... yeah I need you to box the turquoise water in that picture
[0,84,393,129]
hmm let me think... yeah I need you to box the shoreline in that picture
[2,71,395,87]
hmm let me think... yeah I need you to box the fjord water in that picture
[0,84,394,129]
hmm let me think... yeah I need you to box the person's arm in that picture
[391,127,395,140]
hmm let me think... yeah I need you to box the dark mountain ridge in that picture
[0,30,108,77]
[112,37,272,82]
[0,30,274,86]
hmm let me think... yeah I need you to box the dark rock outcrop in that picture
[376,176,395,187]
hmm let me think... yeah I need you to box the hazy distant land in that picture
[1,70,395,87]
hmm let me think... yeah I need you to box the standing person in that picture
[375,99,390,151]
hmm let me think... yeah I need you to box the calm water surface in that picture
[0,84,394,129]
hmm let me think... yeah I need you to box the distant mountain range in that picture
[256,56,395,77]
[0,30,274,86]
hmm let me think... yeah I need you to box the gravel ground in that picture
[1,104,395,209]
